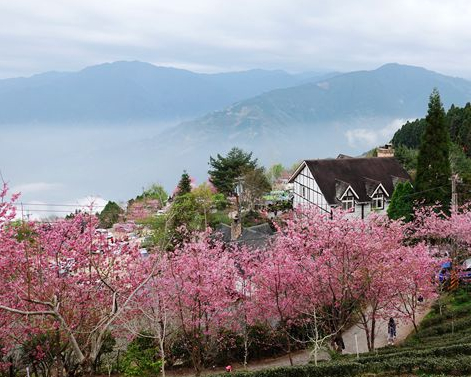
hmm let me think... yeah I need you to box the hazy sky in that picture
[1,0,471,78]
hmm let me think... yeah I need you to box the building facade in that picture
[289,156,410,218]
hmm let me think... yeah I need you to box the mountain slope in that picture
[0,61,334,125]
[156,63,471,151]
[131,64,471,189]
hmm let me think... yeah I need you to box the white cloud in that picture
[14,195,109,220]
[345,118,409,149]
[1,0,471,77]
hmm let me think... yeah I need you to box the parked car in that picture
[438,261,452,283]
[459,258,471,283]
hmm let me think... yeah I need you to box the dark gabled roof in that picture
[298,157,410,205]
[216,223,274,249]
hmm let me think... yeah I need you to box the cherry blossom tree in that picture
[0,185,158,376]
[123,255,172,377]
[255,207,439,353]
[163,231,238,376]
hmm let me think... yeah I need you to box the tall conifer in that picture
[415,89,451,211]
[177,170,192,196]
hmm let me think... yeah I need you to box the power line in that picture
[15,202,106,208]
[15,209,97,213]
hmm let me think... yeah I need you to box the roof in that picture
[290,157,410,205]
[216,223,274,249]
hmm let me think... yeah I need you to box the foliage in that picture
[394,145,418,176]
[135,184,168,205]
[176,171,192,197]
[9,182,471,376]
[0,184,157,375]
[392,118,427,149]
[208,211,231,228]
[148,184,231,249]
[266,164,285,185]
[121,337,161,377]
[392,100,471,206]
[241,210,270,228]
[241,167,272,210]
[387,181,414,222]
[98,201,124,228]
[164,232,238,375]
[208,147,258,196]
[212,361,365,377]
[448,102,471,158]
[212,193,229,210]
[214,290,471,376]
[20,332,60,377]
[415,89,451,211]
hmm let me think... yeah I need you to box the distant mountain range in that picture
[3,61,471,204]
[166,63,471,140]
[0,61,335,125]
[141,63,471,181]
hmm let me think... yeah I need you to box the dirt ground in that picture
[167,304,431,377]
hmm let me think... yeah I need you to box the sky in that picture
[1,0,471,78]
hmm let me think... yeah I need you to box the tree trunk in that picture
[191,345,202,377]
[364,326,371,352]
[412,311,418,333]
[55,357,64,377]
[286,331,293,366]
[158,339,166,377]
[370,316,376,351]
[8,356,14,377]
[360,311,372,352]
[243,333,249,369]
[32,364,40,377]
[80,358,94,377]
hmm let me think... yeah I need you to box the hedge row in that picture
[214,355,471,377]
[413,315,471,339]
[355,343,471,363]
[213,361,365,377]
[366,355,471,375]
[420,303,471,328]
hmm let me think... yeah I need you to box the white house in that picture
[289,156,410,218]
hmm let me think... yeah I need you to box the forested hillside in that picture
[393,103,471,154]
[392,103,471,202]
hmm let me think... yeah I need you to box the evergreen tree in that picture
[177,171,192,196]
[98,201,124,228]
[208,147,258,196]
[387,182,414,222]
[415,89,451,211]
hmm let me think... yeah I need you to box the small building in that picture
[273,171,294,191]
[289,157,410,218]
[216,219,274,249]
[377,144,395,157]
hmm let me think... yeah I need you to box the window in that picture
[342,196,355,211]
[372,192,384,210]
[302,186,306,199]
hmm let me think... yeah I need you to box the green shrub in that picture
[121,337,161,377]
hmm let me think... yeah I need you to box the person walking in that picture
[387,318,397,345]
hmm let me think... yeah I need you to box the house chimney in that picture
[231,216,242,241]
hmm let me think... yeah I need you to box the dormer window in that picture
[372,192,384,209]
[339,186,358,212]
[370,184,388,210]
[342,195,355,211]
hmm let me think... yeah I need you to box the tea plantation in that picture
[216,289,471,377]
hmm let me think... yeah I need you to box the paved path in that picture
[167,304,431,376]
[343,304,431,354]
